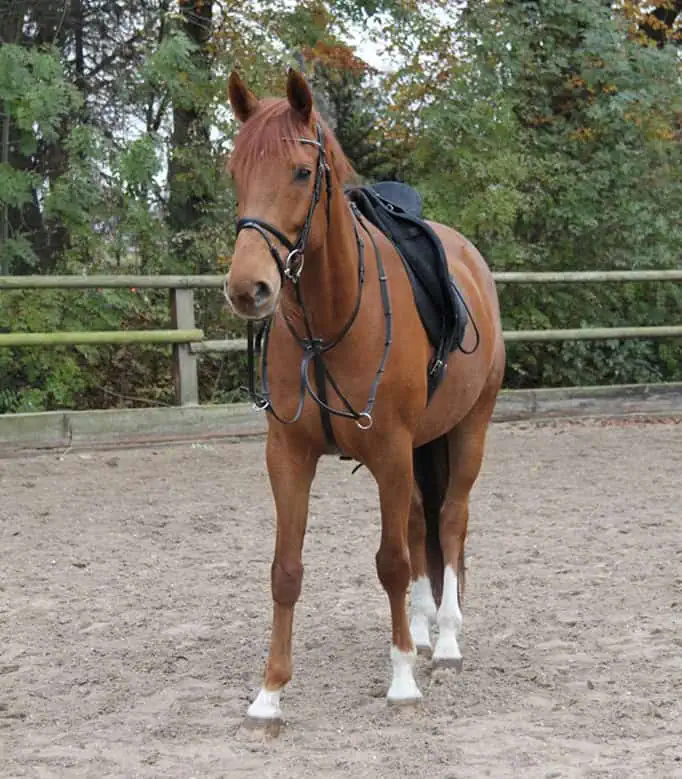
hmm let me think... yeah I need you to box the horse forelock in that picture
[227,98,356,187]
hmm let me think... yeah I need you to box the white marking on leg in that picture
[247,687,282,720]
[433,565,463,663]
[386,646,422,703]
[409,575,437,651]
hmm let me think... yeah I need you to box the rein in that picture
[236,125,393,447]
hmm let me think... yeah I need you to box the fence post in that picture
[170,288,199,406]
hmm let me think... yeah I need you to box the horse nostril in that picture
[253,281,272,307]
[234,291,253,311]
[228,279,274,315]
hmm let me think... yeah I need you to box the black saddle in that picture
[371,181,424,218]
[346,181,471,400]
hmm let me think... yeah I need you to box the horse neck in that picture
[281,186,360,342]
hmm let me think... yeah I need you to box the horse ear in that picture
[228,70,259,123]
[286,68,313,124]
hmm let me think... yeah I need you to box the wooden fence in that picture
[1,271,682,408]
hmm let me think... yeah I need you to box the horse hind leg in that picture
[409,437,449,656]
[407,486,436,655]
[432,388,499,670]
[373,442,423,705]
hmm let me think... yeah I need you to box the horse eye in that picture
[294,167,312,182]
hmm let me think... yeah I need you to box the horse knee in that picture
[271,559,303,606]
[375,542,410,594]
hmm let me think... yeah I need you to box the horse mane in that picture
[228,98,357,186]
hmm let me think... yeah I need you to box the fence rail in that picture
[0,329,203,347]
[503,326,682,342]
[0,275,224,289]
[2,269,682,290]
[1,271,680,407]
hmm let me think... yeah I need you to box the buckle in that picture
[429,358,444,376]
[284,248,304,281]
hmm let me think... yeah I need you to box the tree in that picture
[0,42,82,273]
[166,0,217,272]
[497,0,682,270]
[386,0,682,388]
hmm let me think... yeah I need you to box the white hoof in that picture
[247,687,281,721]
[386,646,422,704]
[387,678,423,705]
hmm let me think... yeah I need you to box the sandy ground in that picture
[1,419,681,779]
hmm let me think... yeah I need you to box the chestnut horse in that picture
[224,68,505,726]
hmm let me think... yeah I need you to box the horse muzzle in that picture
[224,272,280,320]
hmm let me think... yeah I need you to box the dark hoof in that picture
[432,656,464,672]
[241,716,283,738]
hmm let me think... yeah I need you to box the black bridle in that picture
[234,124,392,450]
[235,125,332,286]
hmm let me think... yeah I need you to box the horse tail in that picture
[413,435,449,606]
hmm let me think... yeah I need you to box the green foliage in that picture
[1,0,681,412]
[399,0,682,388]
[0,44,83,271]
[500,281,682,387]
[503,0,682,269]
[0,164,36,210]
[0,44,82,150]
[139,31,204,110]
[43,127,109,251]
[0,287,179,412]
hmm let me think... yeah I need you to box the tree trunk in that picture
[167,0,214,272]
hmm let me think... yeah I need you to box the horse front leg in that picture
[373,445,422,705]
[246,430,317,726]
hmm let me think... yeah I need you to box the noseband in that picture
[234,124,393,450]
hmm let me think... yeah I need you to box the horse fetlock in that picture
[263,655,293,691]
[409,613,432,653]
[437,610,463,637]
[410,576,437,619]
[408,575,437,651]
[433,627,463,664]
[437,566,463,632]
